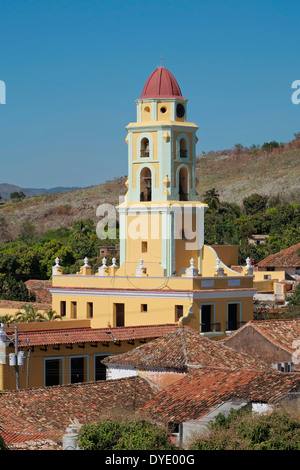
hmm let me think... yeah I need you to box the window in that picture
[60,301,66,317]
[160,106,167,114]
[87,302,93,318]
[115,303,125,327]
[141,304,148,312]
[274,362,294,372]
[140,138,150,158]
[227,303,240,331]
[71,301,77,319]
[175,305,183,321]
[70,356,86,383]
[201,305,212,332]
[95,355,109,381]
[264,274,271,280]
[141,241,148,253]
[45,358,63,387]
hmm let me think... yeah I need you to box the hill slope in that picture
[196,140,300,204]
[0,139,299,243]
[0,178,127,242]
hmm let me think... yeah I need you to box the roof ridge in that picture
[179,328,189,366]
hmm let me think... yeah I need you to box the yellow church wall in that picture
[52,292,192,329]
[141,103,152,122]
[201,245,242,277]
[181,296,253,333]
[156,101,172,121]
[210,245,239,268]
[52,272,254,292]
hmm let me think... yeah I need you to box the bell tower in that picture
[117,66,207,277]
[125,66,199,203]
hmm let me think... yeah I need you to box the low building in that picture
[102,327,271,389]
[223,318,300,372]
[142,367,300,447]
[0,322,178,390]
[0,376,156,450]
[257,242,300,278]
[248,234,269,246]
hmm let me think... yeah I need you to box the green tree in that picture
[18,221,38,245]
[0,274,36,302]
[242,194,268,215]
[288,284,300,307]
[203,188,220,211]
[10,191,26,202]
[189,409,300,450]
[38,239,76,278]
[77,419,175,451]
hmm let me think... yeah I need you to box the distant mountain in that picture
[0,183,82,200]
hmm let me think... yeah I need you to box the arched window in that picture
[179,167,189,201]
[179,138,187,158]
[140,167,152,201]
[140,138,150,158]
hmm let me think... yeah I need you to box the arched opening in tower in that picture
[140,137,150,158]
[179,167,189,201]
[140,167,152,201]
[179,138,187,158]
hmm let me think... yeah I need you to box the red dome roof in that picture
[141,66,185,99]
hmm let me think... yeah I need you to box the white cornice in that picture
[50,287,256,300]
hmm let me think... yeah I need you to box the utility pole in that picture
[14,325,20,390]
[1,324,26,390]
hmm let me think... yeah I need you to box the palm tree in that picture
[15,304,44,323]
[204,188,220,211]
[0,314,14,324]
[40,309,62,322]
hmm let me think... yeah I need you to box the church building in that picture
[50,66,255,336]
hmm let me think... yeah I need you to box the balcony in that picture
[226,321,246,332]
[200,322,221,333]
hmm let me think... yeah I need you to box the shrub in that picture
[77,419,175,451]
[189,409,300,450]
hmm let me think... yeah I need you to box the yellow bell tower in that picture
[117,66,208,277]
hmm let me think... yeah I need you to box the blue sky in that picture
[0,0,299,188]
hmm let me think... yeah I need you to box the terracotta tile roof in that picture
[257,242,300,268]
[143,368,300,424]
[0,300,52,310]
[0,376,156,449]
[224,318,300,355]
[102,327,271,372]
[12,324,180,348]
[25,280,52,304]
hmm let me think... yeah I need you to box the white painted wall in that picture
[106,365,138,380]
